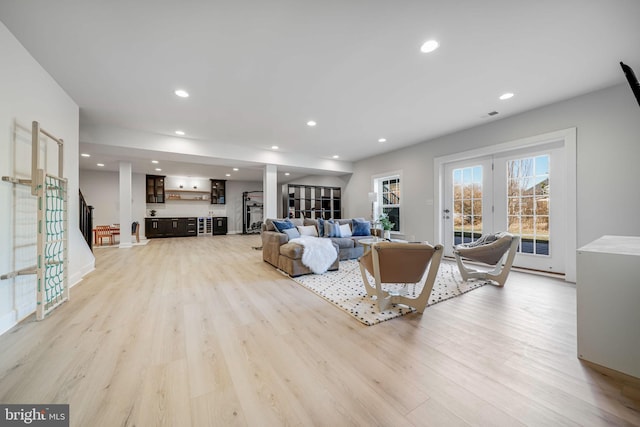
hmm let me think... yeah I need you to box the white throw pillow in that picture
[297,225,319,237]
[339,223,352,237]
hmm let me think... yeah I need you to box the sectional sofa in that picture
[261,217,374,277]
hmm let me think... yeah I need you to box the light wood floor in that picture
[1,235,639,426]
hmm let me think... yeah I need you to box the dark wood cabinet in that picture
[210,179,226,204]
[145,218,166,237]
[283,184,341,219]
[185,217,197,236]
[168,218,187,236]
[145,217,198,238]
[213,217,227,235]
[146,175,165,203]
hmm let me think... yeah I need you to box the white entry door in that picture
[442,142,566,274]
[443,157,493,252]
[493,143,565,273]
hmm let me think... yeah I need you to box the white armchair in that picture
[453,232,520,287]
[358,242,443,312]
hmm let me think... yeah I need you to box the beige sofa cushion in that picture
[280,242,304,260]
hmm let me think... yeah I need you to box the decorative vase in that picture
[383,230,391,240]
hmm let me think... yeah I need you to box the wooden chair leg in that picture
[391,248,443,313]
[358,259,392,311]
[360,244,443,313]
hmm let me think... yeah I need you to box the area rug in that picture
[290,260,490,326]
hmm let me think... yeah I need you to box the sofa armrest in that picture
[261,230,289,265]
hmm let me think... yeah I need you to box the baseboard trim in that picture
[1,260,95,337]
[0,311,17,336]
[580,359,640,399]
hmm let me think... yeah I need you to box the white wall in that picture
[79,170,147,238]
[79,170,263,235]
[345,83,640,264]
[0,22,94,334]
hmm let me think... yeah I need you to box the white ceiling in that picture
[1,0,640,179]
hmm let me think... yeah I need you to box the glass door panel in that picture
[443,158,492,256]
[494,146,564,273]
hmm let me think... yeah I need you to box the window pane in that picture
[454,184,463,200]
[535,240,549,255]
[508,215,521,234]
[535,196,549,215]
[453,169,462,185]
[383,207,400,231]
[520,237,534,254]
[472,166,482,184]
[474,215,483,235]
[454,231,463,246]
[508,197,519,216]
[472,199,482,217]
[535,155,549,176]
[462,200,472,222]
[508,178,520,197]
[536,215,549,234]
[521,197,534,215]
[521,215,534,235]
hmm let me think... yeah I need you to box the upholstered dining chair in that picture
[94,225,114,246]
[358,242,444,313]
[453,232,520,287]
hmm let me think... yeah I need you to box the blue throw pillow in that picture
[323,219,341,238]
[352,219,371,236]
[283,227,301,239]
[317,218,325,237]
[272,219,296,233]
[330,222,341,237]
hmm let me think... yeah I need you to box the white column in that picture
[119,161,133,248]
[263,164,278,219]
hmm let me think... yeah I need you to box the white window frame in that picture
[372,170,402,234]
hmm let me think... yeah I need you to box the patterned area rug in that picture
[290,259,490,325]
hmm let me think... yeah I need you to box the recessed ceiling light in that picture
[151,160,159,164]
[420,40,439,53]
[307,120,317,127]
[271,145,279,150]
[81,153,90,157]
[97,163,104,167]
[155,168,162,171]
[378,138,387,143]
[174,89,189,98]
[175,130,185,136]
[499,92,514,100]
[284,172,290,176]
[233,168,239,171]
[332,155,339,159]
[225,173,231,177]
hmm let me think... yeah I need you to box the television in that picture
[620,61,640,107]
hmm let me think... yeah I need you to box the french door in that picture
[442,143,565,274]
[443,157,493,247]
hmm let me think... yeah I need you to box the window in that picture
[374,174,401,232]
